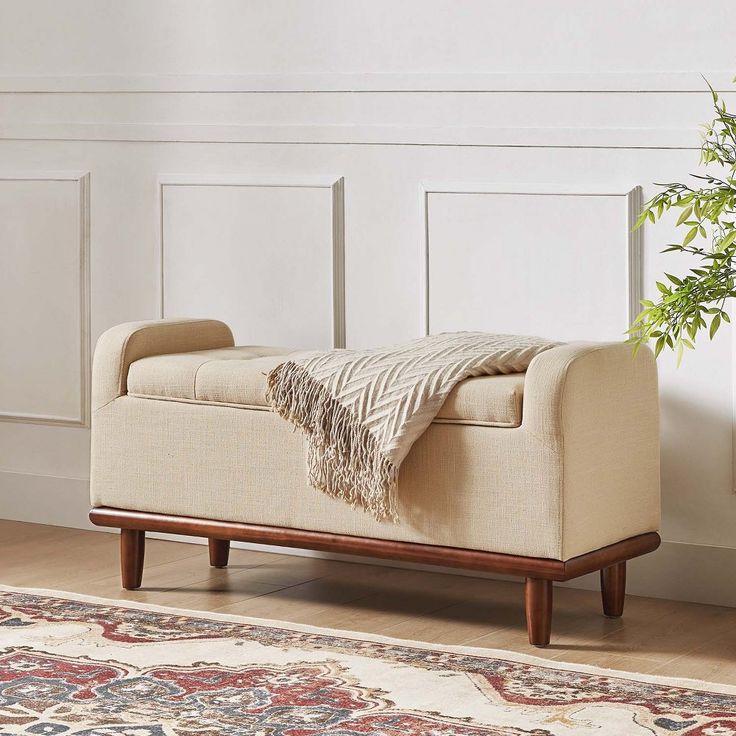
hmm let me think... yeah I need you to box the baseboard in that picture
[1,471,735,608]
[0,470,94,530]
[559,540,736,608]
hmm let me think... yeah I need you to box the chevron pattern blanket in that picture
[267,332,559,521]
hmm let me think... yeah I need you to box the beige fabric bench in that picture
[90,318,661,645]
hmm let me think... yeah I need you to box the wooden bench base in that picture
[90,507,660,647]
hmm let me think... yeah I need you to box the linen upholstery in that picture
[90,320,660,561]
[92,319,234,411]
[265,333,559,520]
[127,346,527,427]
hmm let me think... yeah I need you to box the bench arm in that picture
[92,319,234,411]
[523,342,660,558]
[523,342,656,440]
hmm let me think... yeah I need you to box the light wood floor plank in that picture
[647,636,736,685]
[1,521,735,682]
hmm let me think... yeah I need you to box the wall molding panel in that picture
[421,184,643,339]
[0,71,733,93]
[0,171,91,427]
[157,175,346,348]
[0,123,706,150]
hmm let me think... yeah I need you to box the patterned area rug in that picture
[0,586,734,735]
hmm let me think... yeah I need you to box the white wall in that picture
[1,0,735,605]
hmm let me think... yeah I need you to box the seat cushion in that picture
[127,346,525,427]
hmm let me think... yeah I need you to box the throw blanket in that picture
[267,332,559,521]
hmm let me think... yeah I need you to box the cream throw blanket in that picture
[267,332,559,521]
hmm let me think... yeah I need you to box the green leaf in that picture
[721,230,736,248]
[634,209,650,229]
[676,206,694,226]
[710,313,721,340]
[683,226,699,245]
[655,335,666,357]
[676,341,684,367]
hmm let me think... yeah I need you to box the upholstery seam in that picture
[124,392,523,428]
[127,393,272,412]
[191,359,216,400]
[93,395,124,413]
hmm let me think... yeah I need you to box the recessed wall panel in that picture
[426,189,638,342]
[0,175,88,424]
[161,180,343,350]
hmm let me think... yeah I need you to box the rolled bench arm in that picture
[92,319,234,411]
[522,341,660,559]
[523,341,658,444]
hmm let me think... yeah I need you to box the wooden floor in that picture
[2,519,735,684]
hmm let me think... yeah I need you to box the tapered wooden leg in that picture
[208,538,230,568]
[600,561,626,617]
[120,529,145,590]
[525,578,553,647]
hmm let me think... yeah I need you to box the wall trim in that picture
[157,175,346,348]
[0,71,732,93]
[421,183,643,337]
[0,171,91,428]
[627,186,644,328]
[0,123,703,150]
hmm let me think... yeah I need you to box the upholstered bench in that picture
[89,319,661,646]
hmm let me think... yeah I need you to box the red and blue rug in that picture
[0,585,734,735]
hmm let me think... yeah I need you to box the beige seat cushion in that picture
[127,346,525,427]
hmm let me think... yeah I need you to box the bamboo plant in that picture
[630,79,736,363]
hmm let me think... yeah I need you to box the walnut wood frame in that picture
[90,507,660,647]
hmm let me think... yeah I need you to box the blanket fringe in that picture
[266,361,399,522]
